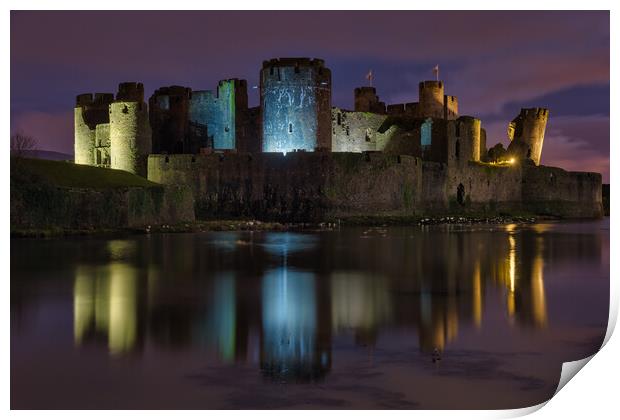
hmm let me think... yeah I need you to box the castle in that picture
[74,57,602,220]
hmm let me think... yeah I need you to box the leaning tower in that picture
[507,108,549,165]
[260,58,332,153]
[109,82,152,176]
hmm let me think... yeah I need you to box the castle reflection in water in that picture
[69,225,566,381]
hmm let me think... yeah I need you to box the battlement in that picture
[116,82,145,102]
[387,104,406,115]
[76,92,114,107]
[261,58,331,85]
[457,115,479,124]
[153,85,192,98]
[354,87,377,95]
[520,107,550,120]
[262,57,326,69]
[419,80,444,90]
[218,78,247,89]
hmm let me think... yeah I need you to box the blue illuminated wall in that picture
[260,58,331,153]
[189,80,245,150]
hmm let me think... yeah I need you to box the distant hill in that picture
[16,149,74,161]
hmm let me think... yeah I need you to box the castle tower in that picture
[507,108,549,165]
[109,82,152,176]
[149,86,192,154]
[189,79,249,151]
[74,93,114,165]
[419,81,445,119]
[260,58,331,153]
[448,116,481,166]
[354,87,386,114]
[443,95,459,120]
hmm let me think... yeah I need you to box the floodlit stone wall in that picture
[110,101,152,176]
[261,58,331,152]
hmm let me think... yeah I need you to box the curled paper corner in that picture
[493,354,598,419]
[554,355,595,396]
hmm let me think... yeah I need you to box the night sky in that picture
[10,10,609,181]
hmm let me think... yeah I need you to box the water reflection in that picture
[261,269,330,381]
[60,226,567,377]
[73,263,141,355]
[331,272,392,346]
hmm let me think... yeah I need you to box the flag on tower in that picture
[366,70,373,87]
[433,65,439,81]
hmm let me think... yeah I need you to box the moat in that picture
[11,219,609,409]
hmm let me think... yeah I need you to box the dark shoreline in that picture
[10,214,577,238]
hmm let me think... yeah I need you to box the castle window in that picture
[455,139,461,159]
[288,123,293,134]
[225,126,230,132]
[421,118,432,146]
[346,127,350,136]
[457,183,465,205]
[122,105,128,114]
[337,113,341,125]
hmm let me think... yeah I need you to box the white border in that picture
[4,2,616,419]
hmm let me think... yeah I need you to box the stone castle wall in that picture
[94,123,110,166]
[74,93,114,166]
[189,79,248,151]
[521,164,603,217]
[149,86,192,154]
[146,152,601,221]
[261,58,331,152]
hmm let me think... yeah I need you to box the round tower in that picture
[507,108,549,165]
[419,81,445,119]
[260,58,331,153]
[74,93,114,165]
[451,116,481,164]
[110,83,152,176]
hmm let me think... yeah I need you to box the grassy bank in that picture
[11,157,194,235]
[12,157,158,188]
